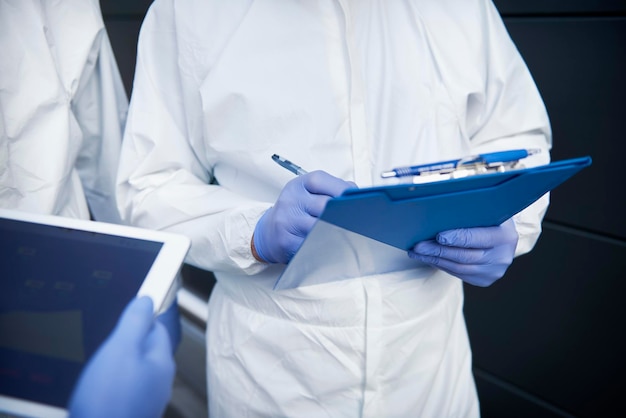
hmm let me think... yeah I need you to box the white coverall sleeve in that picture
[116,0,270,275]
[73,23,128,224]
[455,0,553,257]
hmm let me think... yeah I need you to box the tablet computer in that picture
[0,208,191,418]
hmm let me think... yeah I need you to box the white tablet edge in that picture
[0,208,191,417]
[0,208,191,313]
[0,394,67,418]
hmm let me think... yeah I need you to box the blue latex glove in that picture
[408,218,519,287]
[68,297,175,418]
[156,296,181,353]
[253,170,356,264]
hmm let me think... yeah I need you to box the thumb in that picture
[111,296,155,346]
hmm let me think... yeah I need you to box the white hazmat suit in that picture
[0,0,127,221]
[117,0,551,416]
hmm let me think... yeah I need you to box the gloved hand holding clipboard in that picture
[273,153,592,290]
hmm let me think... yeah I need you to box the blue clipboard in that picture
[321,156,592,250]
[273,156,592,290]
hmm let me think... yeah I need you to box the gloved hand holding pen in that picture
[408,218,519,287]
[253,170,356,264]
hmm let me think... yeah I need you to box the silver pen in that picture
[271,154,308,176]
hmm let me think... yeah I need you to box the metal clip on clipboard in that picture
[381,149,541,184]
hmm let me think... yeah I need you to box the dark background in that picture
[101,1,626,417]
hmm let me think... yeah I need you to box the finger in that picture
[112,296,155,345]
[156,300,181,351]
[276,217,311,260]
[408,253,492,286]
[301,193,332,217]
[278,206,317,236]
[302,171,355,197]
[144,322,174,366]
[280,229,306,256]
[411,240,440,256]
[409,251,474,274]
[437,226,499,248]
[437,219,517,248]
[412,241,487,264]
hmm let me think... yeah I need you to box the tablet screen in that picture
[0,217,164,409]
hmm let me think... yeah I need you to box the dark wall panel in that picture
[465,227,626,417]
[104,20,143,97]
[100,0,153,16]
[102,0,626,16]
[503,18,626,239]
[494,0,626,15]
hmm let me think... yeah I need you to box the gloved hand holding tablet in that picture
[0,209,189,418]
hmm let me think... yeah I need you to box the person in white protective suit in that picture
[117,0,552,416]
[0,0,125,222]
[0,2,177,416]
